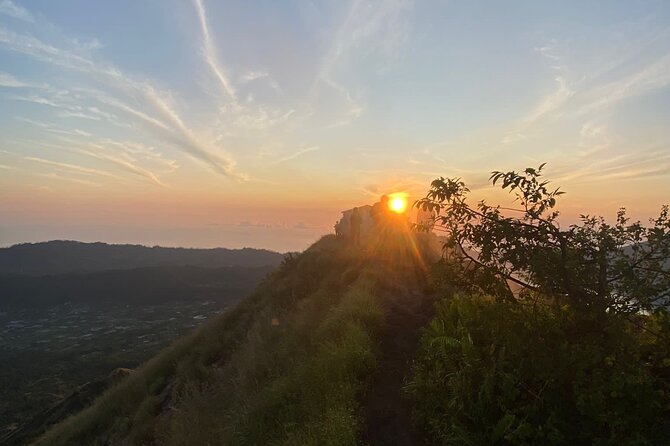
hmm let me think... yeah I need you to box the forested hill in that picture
[0,241,284,275]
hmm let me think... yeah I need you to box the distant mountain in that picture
[0,241,284,275]
[0,265,276,308]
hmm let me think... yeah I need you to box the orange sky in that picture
[1,1,669,251]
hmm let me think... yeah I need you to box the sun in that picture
[388,195,408,214]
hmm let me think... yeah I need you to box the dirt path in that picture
[360,286,436,446]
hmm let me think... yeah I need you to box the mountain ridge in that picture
[29,234,438,445]
[0,240,285,275]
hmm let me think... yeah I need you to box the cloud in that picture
[309,0,412,128]
[499,42,670,152]
[11,94,60,107]
[273,146,319,164]
[0,25,241,178]
[75,145,167,187]
[359,173,428,198]
[8,122,178,186]
[56,110,100,121]
[0,0,34,22]
[193,0,237,100]
[33,171,101,187]
[240,71,269,83]
[0,71,30,87]
[501,133,526,145]
[18,154,123,181]
[575,54,670,115]
[99,139,179,174]
[535,40,561,62]
[522,76,574,125]
[546,138,670,185]
[16,117,93,138]
[9,87,131,127]
[191,0,299,139]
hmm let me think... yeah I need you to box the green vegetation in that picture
[408,297,670,445]
[153,267,383,446]
[408,164,670,445]
[0,300,233,442]
[34,235,430,446]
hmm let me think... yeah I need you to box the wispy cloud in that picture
[0,25,241,178]
[16,117,92,137]
[240,71,269,83]
[75,144,167,187]
[0,71,30,87]
[522,76,574,125]
[0,0,34,22]
[575,54,670,115]
[193,0,236,101]
[99,139,179,174]
[551,145,670,185]
[9,123,177,186]
[191,0,299,140]
[18,154,123,181]
[500,75,574,145]
[7,85,132,127]
[274,146,319,164]
[33,171,101,187]
[310,0,413,127]
[359,173,427,198]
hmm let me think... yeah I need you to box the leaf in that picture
[492,413,516,441]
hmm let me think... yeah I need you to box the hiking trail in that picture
[360,286,436,446]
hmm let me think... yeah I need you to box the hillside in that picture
[1,262,277,442]
[26,228,670,445]
[0,241,284,275]
[30,234,439,446]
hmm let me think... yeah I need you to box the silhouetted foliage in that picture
[409,165,670,445]
[415,164,670,314]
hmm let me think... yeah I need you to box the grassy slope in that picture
[34,234,432,445]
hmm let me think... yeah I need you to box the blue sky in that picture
[1,0,669,251]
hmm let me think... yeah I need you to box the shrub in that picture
[407,297,670,446]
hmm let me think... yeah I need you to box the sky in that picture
[1,0,669,252]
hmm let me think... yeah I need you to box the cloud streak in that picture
[16,154,123,181]
[193,0,237,101]
[0,0,34,22]
[0,25,241,179]
[0,71,30,87]
[274,146,319,164]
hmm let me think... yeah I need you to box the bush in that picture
[407,297,670,446]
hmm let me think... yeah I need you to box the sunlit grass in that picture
[34,234,431,446]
